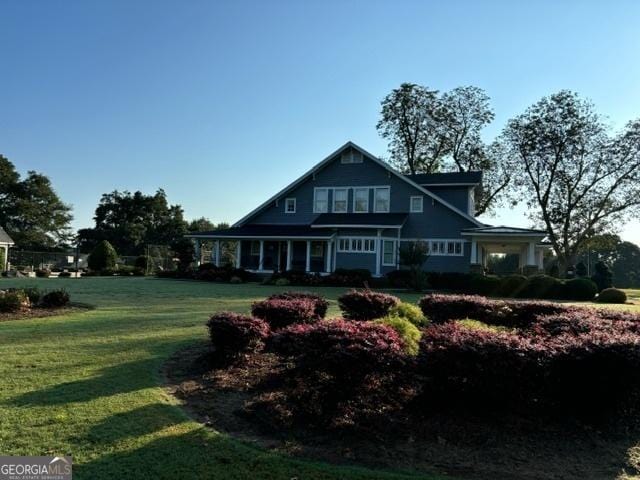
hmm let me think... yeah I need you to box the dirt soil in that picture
[164,343,640,480]
[0,304,92,322]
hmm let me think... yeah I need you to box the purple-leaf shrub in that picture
[266,291,329,318]
[251,298,319,330]
[206,312,270,357]
[337,289,400,321]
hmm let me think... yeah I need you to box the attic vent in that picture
[341,150,363,164]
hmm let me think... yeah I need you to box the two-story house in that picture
[187,142,548,276]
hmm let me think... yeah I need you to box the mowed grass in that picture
[0,277,436,480]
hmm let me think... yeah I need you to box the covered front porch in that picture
[462,226,549,275]
[186,225,336,274]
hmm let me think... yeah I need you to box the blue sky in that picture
[1,0,639,244]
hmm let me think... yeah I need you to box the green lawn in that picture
[0,278,438,480]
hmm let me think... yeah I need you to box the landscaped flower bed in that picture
[0,287,73,320]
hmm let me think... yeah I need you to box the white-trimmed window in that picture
[341,150,363,164]
[285,198,296,213]
[250,241,260,256]
[427,239,464,256]
[333,188,348,213]
[314,188,328,213]
[374,187,390,212]
[353,188,369,213]
[337,237,376,253]
[382,240,396,266]
[410,196,423,213]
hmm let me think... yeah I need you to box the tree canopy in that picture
[377,83,512,215]
[78,189,188,255]
[504,90,640,274]
[0,154,73,249]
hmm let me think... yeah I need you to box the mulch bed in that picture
[164,342,640,480]
[0,303,93,322]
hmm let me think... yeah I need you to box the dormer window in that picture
[341,150,363,164]
[285,198,296,213]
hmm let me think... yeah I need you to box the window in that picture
[285,198,296,213]
[314,188,328,213]
[337,237,376,253]
[353,188,369,213]
[250,241,260,256]
[341,150,363,164]
[410,196,423,213]
[382,240,396,266]
[427,239,464,256]
[333,188,348,213]
[374,187,390,213]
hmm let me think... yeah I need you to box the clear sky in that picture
[1,0,639,244]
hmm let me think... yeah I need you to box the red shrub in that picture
[251,298,319,330]
[418,294,506,324]
[266,291,329,318]
[418,319,640,417]
[337,289,400,321]
[268,319,408,428]
[206,312,270,357]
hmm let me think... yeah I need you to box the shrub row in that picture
[337,289,399,320]
[157,264,251,283]
[266,269,374,288]
[0,288,70,313]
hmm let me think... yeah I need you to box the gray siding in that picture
[425,186,471,213]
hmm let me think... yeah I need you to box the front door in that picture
[278,242,288,272]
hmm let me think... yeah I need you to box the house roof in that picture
[404,171,482,186]
[461,225,547,236]
[0,226,14,245]
[311,213,408,229]
[185,224,335,239]
[233,141,484,228]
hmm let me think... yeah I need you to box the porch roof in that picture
[0,226,14,245]
[461,225,547,236]
[185,224,334,240]
[311,213,408,229]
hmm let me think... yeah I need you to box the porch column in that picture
[470,239,478,263]
[259,240,265,271]
[375,229,382,277]
[1,245,7,270]
[214,241,221,267]
[286,240,292,271]
[305,241,311,272]
[536,248,544,271]
[527,241,536,265]
[235,241,241,268]
[325,240,332,273]
[193,239,201,266]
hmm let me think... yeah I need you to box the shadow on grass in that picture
[75,424,422,480]
[9,358,160,406]
[85,403,186,445]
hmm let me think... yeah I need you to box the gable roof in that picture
[185,224,334,239]
[0,226,14,245]
[405,171,482,186]
[234,141,484,227]
[461,225,547,236]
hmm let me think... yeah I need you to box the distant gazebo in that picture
[0,226,14,271]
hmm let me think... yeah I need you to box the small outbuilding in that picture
[0,226,15,271]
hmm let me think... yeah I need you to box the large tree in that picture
[504,90,640,274]
[0,155,73,249]
[377,84,511,215]
[377,83,446,175]
[78,189,187,255]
